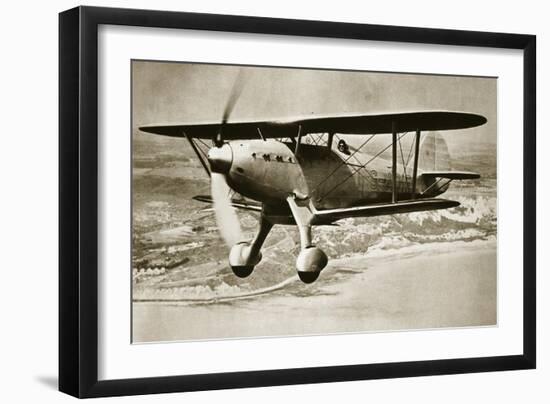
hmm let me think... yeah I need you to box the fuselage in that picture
[216,139,447,218]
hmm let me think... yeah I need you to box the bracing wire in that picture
[318,132,410,202]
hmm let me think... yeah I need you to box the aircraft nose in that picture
[207,143,233,174]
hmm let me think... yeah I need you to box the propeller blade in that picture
[211,173,244,247]
[222,69,247,124]
[215,70,247,147]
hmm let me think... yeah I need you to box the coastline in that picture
[132,238,497,343]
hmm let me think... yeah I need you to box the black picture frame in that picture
[59,5,536,398]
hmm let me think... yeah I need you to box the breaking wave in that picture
[368,195,496,255]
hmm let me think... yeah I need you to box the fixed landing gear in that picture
[231,265,255,278]
[228,216,273,278]
[297,271,320,284]
[296,246,328,282]
[287,197,328,284]
[227,198,329,284]
[229,242,261,278]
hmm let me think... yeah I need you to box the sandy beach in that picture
[132,239,496,343]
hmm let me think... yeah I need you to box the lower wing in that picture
[312,198,459,224]
[193,195,458,223]
[192,195,262,212]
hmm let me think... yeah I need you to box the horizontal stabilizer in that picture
[312,198,460,224]
[420,171,480,180]
[193,195,262,212]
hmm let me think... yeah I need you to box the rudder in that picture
[418,131,451,172]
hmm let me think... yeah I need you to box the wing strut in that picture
[411,129,421,199]
[392,122,397,203]
[184,132,211,178]
[294,125,303,157]
[327,132,334,154]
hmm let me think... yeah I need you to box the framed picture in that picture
[59,6,536,398]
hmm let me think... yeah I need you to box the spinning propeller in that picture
[214,69,247,147]
[207,71,247,247]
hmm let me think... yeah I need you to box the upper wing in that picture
[312,198,459,224]
[139,110,487,139]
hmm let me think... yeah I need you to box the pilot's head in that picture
[338,139,349,154]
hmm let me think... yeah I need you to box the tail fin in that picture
[418,131,451,172]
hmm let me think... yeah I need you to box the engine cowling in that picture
[225,140,309,205]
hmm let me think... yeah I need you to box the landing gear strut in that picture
[229,215,273,278]
[228,198,328,284]
[287,196,328,283]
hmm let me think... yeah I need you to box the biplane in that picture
[140,94,486,284]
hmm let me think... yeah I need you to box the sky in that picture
[132,60,497,152]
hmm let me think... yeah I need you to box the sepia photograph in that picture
[131,60,497,343]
